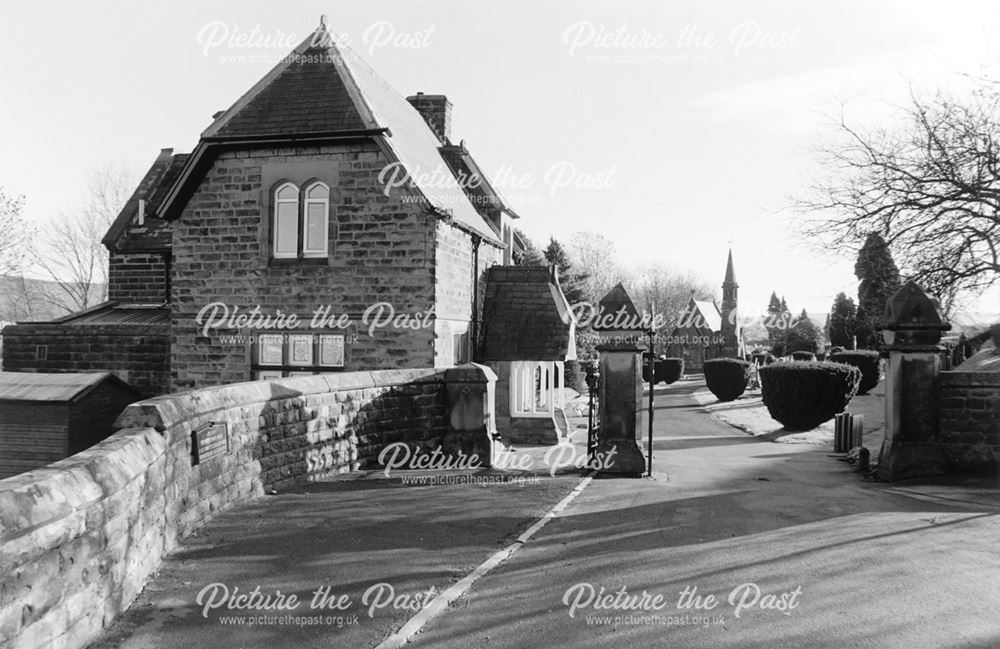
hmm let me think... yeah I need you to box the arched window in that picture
[303,182,330,258]
[273,183,299,258]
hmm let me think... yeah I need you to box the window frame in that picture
[510,360,564,418]
[250,331,348,379]
[269,179,331,262]
[302,181,330,258]
[272,182,300,259]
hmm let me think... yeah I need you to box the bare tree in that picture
[628,262,715,332]
[798,83,1000,311]
[0,268,46,321]
[32,164,133,313]
[0,188,29,278]
[567,231,629,304]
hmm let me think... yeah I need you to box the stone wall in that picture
[0,365,495,649]
[938,371,1000,470]
[169,143,441,391]
[433,220,503,367]
[0,324,170,397]
[108,252,169,303]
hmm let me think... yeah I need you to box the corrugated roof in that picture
[52,303,169,326]
[0,372,129,402]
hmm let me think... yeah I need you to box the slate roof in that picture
[480,266,576,362]
[0,372,136,402]
[209,45,369,138]
[439,142,521,232]
[671,298,722,334]
[102,149,187,251]
[157,21,502,246]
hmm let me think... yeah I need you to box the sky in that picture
[2,0,1000,319]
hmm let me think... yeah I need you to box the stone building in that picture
[2,19,525,394]
[666,250,744,371]
[479,266,576,445]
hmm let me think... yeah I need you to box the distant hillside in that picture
[0,275,107,324]
[740,311,829,348]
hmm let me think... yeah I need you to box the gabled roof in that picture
[0,372,137,402]
[480,265,576,361]
[672,298,722,334]
[157,21,501,246]
[439,142,522,226]
[102,149,187,251]
[694,300,722,331]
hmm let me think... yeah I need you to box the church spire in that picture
[723,248,737,288]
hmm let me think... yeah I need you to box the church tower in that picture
[720,249,742,358]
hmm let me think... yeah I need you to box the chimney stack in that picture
[406,92,452,144]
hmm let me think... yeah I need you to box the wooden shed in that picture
[0,372,140,479]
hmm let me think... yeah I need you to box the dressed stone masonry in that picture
[0,365,496,649]
[878,281,1000,479]
[3,19,522,394]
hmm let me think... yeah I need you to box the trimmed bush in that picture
[704,358,751,402]
[828,350,881,395]
[759,361,861,431]
[791,351,816,361]
[655,358,684,384]
[751,352,776,366]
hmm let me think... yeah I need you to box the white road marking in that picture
[374,476,593,649]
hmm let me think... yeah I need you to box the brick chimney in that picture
[406,92,452,144]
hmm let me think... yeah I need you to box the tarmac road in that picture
[92,380,1000,649]
[405,380,1000,649]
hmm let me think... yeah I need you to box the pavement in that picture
[92,379,1000,649]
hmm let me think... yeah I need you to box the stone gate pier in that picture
[878,281,1000,480]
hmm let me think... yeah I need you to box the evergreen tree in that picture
[767,292,782,314]
[854,232,901,348]
[765,292,792,355]
[514,229,546,266]
[544,237,588,306]
[829,292,857,349]
[785,308,824,354]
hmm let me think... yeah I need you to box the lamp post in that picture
[585,361,599,462]
[646,329,655,477]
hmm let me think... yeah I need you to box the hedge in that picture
[758,361,861,431]
[655,358,684,384]
[791,351,816,361]
[828,350,881,395]
[704,358,751,402]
